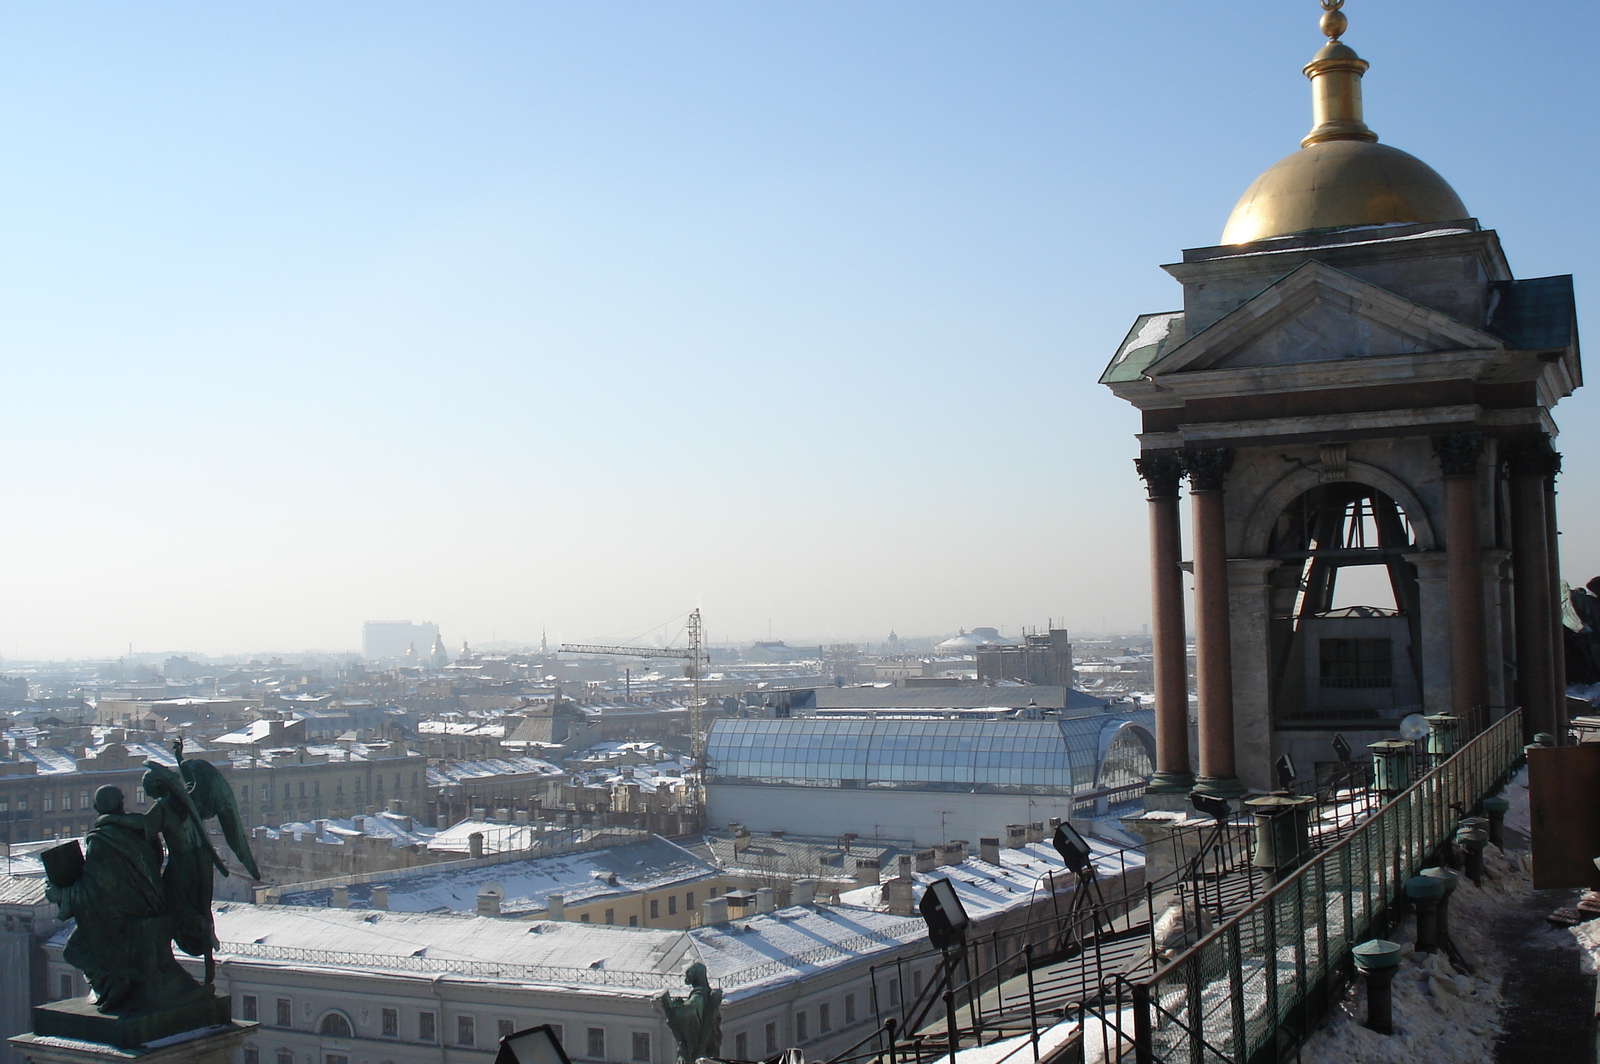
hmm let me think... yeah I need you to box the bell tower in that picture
[1102,1,1581,794]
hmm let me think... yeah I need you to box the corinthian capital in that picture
[1432,431,1484,478]
[1134,455,1184,500]
[1181,448,1234,492]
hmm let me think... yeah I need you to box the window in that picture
[888,979,900,1007]
[326,1056,349,1064]
[245,1046,259,1064]
[685,892,695,911]
[298,782,306,798]
[580,913,591,924]
[313,781,320,796]
[796,1012,808,1042]
[277,1050,293,1064]
[913,970,923,995]
[457,1016,475,1047]
[241,995,258,1022]
[1319,638,1393,688]
[548,1025,564,1048]
[819,1003,831,1033]
[319,1013,353,1039]
[0,799,7,812]
[43,795,53,812]
[59,973,72,999]
[631,1032,650,1062]
[498,1020,514,1041]
[650,900,659,919]
[81,791,90,807]
[276,999,292,1028]
[735,1033,748,1059]
[62,793,72,811]
[16,796,25,810]
[587,1028,605,1060]
[381,1009,397,1038]
[667,896,677,916]
[709,887,719,898]
[605,908,615,925]
[845,993,856,1025]
[283,785,291,801]
[419,1011,437,1043]
[764,1023,777,1054]
[629,916,638,927]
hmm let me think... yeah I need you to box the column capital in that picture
[1134,455,1184,499]
[1504,433,1562,479]
[1181,447,1234,492]
[1431,431,1484,477]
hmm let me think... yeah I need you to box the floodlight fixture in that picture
[1191,793,1233,821]
[1332,733,1353,764]
[918,877,970,951]
[1275,754,1297,793]
[1052,822,1093,876]
[495,1026,571,1064]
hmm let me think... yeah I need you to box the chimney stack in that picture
[546,893,564,921]
[331,885,349,908]
[701,897,730,926]
[853,859,880,887]
[755,887,775,914]
[387,798,404,815]
[1005,824,1028,848]
[477,888,502,917]
[370,885,389,911]
[791,879,816,906]
[469,832,485,859]
[915,848,938,874]
[979,837,1001,865]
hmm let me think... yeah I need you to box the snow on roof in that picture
[690,905,928,998]
[416,721,506,737]
[427,757,561,786]
[210,905,693,994]
[213,719,302,745]
[835,839,1142,919]
[0,875,49,905]
[277,835,716,916]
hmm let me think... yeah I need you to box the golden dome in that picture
[1221,139,1469,245]
[1220,1,1469,245]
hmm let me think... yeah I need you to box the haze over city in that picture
[1,1,1594,659]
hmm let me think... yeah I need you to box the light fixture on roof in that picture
[494,1026,571,1064]
[918,877,969,951]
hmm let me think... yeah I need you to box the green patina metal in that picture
[658,962,722,1064]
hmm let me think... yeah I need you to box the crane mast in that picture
[558,609,708,822]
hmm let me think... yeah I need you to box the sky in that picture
[0,1,1595,659]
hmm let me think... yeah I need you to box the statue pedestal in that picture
[8,1019,252,1064]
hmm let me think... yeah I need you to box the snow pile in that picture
[1301,769,1536,1064]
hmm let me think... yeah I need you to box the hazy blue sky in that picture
[0,1,1594,658]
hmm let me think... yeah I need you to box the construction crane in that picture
[559,609,708,764]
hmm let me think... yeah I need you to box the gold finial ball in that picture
[1319,0,1347,40]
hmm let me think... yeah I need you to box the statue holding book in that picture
[42,742,260,1019]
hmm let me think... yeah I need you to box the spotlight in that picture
[1191,793,1233,821]
[1332,733,1353,764]
[1052,822,1093,876]
[918,877,970,950]
[1275,754,1297,792]
[495,1026,571,1064]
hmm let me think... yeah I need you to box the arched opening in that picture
[1096,724,1155,791]
[318,1013,354,1039]
[1265,483,1425,725]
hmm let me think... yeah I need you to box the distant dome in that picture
[1222,139,1468,245]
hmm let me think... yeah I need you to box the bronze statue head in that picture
[93,786,125,815]
[684,961,709,991]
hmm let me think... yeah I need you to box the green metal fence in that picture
[1133,709,1524,1064]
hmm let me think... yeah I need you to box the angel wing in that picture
[180,757,262,880]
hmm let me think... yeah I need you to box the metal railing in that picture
[1128,708,1523,1064]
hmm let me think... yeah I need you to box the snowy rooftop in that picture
[259,810,436,849]
[427,756,562,786]
[276,834,715,915]
[212,718,305,745]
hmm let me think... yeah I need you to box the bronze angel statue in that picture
[44,740,259,1015]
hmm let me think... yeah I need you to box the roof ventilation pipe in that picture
[546,894,564,921]
[370,885,389,911]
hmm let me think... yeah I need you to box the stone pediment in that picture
[1147,260,1503,377]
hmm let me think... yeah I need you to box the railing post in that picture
[1132,980,1154,1064]
[1024,943,1039,1062]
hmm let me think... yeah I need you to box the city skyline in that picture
[0,1,1594,658]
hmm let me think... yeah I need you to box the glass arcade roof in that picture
[704,714,1152,795]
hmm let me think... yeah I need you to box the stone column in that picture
[1433,432,1489,733]
[1546,453,1567,735]
[1137,454,1193,794]
[1506,435,1558,742]
[1184,448,1243,796]
[1404,551,1454,717]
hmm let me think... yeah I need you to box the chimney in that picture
[477,889,502,917]
[515,809,530,824]
[755,887,775,914]
[546,894,564,921]
[331,885,349,908]
[701,897,730,926]
[1029,822,1045,844]
[915,849,939,874]
[732,827,751,856]
[352,816,366,832]
[791,879,816,906]
[939,841,967,866]
[896,854,913,881]
[370,885,389,911]
[494,808,511,823]
[853,859,880,887]
[1005,824,1028,848]
[1048,817,1062,834]
[979,837,1001,865]
[387,798,404,815]
[471,807,487,822]
[437,815,448,830]
[884,876,915,916]
[469,832,485,859]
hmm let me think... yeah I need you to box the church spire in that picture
[1301,1,1378,148]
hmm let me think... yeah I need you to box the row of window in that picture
[237,998,649,1061]
[0,789,150,814]
[241,773,422,803]
[242,1024,648,1062]
[728,993,861,1059]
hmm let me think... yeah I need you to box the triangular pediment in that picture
[1148,261,1504,377]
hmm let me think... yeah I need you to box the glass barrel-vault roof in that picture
[704,715,1150,795]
